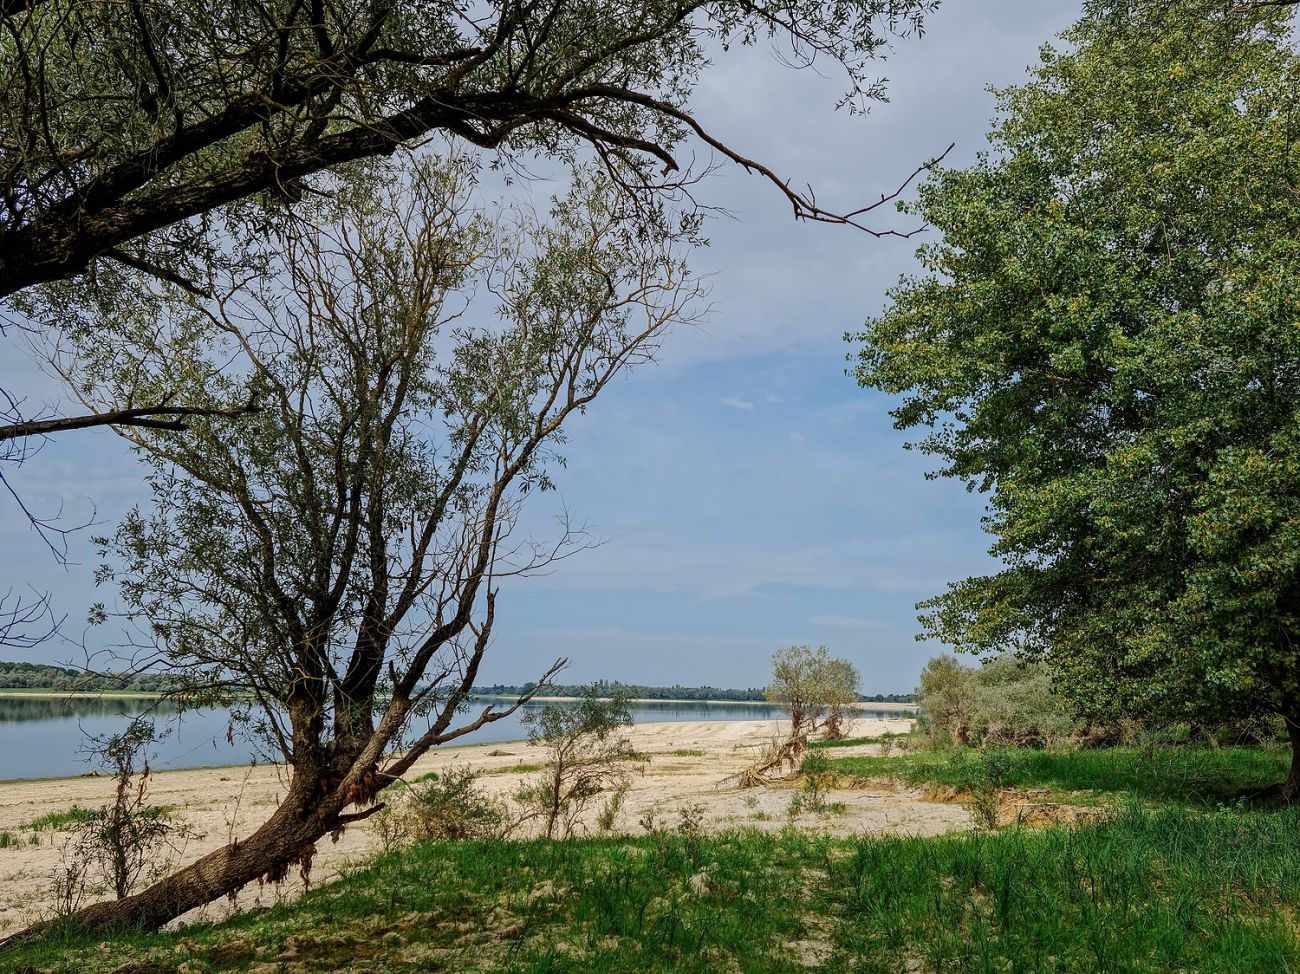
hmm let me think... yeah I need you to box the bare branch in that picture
[0,402,263,443]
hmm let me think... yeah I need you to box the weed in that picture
[597,785,629,833]
[967,788,1001,830]
[23,806,97,832]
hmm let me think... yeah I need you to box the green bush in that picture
[918,653,1076,748]
[399,765,509,842]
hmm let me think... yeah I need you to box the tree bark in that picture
[1,780,329,945]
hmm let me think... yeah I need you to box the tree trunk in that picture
[1284,716,1300,803]
[3,782,328,944]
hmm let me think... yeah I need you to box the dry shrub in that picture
[733,733,805,788]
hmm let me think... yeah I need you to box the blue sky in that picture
[0,2,1083,693]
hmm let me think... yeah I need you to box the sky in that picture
[0,2,1084,694]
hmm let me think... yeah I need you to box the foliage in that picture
[0,0,936,304]
[475,682,772,702]
[516,686,637,839]
[0,662,173,694]
[918,653,1077,748]
[791,750,834,816]
[852,0,1300,791]
[383,765,510,846]
[11,806,1300,973]
[474,680,915,703]
[765,645,862,739]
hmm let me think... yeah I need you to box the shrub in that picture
[53,719,196,909]
[515,687,636,839]
[401,765,509,842]
[918,653,1077,748]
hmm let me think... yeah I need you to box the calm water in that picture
[0,695,914,781]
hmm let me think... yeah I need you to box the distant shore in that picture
[469,694,918,710]
[0,689,917,709]
[0,688,164,700]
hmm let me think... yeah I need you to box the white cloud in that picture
[721,396,755,412]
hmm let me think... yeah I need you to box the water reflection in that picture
[0,695,183,723]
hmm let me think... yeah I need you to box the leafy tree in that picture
[3,158,700,940]
[916,654,979,746]
[766,644,860,739]
[821,657,862,740]
[852,1,1300,793]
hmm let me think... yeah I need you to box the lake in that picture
[0,695,914,781]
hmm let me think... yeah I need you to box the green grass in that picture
[828,745,1290,806]
[483,763,546,775]
[22,806,98,831]
[10,805,1300,973]
[667,749,705,757]
[807,735,892,750]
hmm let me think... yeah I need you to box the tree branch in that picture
[0,402,262,442]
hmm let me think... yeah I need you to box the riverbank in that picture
[0,716,957,935]
[0,689,165,700]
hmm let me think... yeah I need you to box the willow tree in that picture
[9,158,703,937]
[0,0,941,445]
[853,1,1300,795]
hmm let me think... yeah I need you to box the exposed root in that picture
[729,734,806,789]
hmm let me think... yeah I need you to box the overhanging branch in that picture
[0,402,262,443]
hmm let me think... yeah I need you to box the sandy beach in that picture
[0,716,966,935]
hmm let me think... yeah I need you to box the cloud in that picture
[807,614,892,632]
[721,396,755,412]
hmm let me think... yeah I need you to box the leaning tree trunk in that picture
[2,777,335,944]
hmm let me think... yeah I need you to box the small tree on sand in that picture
[7,158,700,941]
[821,658,863,740]
[515,688,636,839]
[56,720,196,909]
[766,645,860,741]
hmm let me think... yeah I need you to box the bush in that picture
[400,765,509,842]
[515,687,636,839]
[918,653,1077,748]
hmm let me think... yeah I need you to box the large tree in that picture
[3,157,702,939]
[852,1,1300,794]
[0,0,941,443]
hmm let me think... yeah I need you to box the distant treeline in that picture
[0,661,174,693]
[0,664,916,702]
[473,680,916,704]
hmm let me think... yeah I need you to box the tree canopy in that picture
[765,644,860,739]
[851,0,1300,793]
[0,0,938,314]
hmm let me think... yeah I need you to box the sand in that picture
[0,717,967,934]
